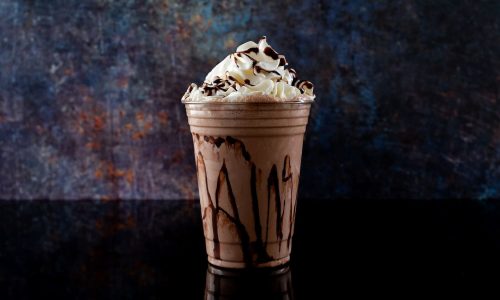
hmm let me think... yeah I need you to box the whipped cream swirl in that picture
[182,37,314,102]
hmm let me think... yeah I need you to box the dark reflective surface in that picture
[205,265,293,300]
[1,199,500,299]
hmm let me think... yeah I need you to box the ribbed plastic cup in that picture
[184,99,312,268]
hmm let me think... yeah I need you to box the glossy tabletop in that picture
[1,199,499,299]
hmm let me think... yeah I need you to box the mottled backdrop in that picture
[0,0,498,199]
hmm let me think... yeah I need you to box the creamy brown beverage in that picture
[182,37,314,268]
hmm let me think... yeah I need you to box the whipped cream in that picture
[182,37,314,102]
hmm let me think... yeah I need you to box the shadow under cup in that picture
[184,101,312,268]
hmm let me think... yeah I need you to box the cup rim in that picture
[182,94,315,105]
[182,100,314,106]
[182,99,314,105]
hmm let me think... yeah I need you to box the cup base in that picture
[207,263,290,276]
[207,255,290,269]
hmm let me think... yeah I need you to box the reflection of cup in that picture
[184,101,312,268]
[205,264,293,300]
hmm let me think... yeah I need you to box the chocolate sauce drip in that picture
[216,161,237,215]
[267,165,283,251]
[251,163,272,262]
[250,164,261,236]
[204,136,225,148]
[197,152,220,259]
[212,214,220,259]
[225,136,251,161]
[215,161,252,265]
[263,47,279,60]
[290,191,298,250]
[217,208,252,266]
[198,151,252,265]
[282,155,292,182]
[264,183,271,246]
[282,155,294,250]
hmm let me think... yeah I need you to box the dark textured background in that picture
[0,0,498,199]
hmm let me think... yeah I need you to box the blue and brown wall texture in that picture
[0,0,498,199]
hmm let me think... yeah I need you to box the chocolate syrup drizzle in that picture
[204,136,225,148]
[196,134,295,266]
[216,161,252,265]
[251,163,272,262]
[282,155,295,250]
[197,152,220,259]
[267,165,283,252]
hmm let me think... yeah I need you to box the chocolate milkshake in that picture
[182,37,314,268]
